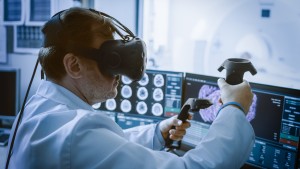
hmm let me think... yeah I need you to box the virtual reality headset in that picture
[73,38,147,81]
[42,8,147,81]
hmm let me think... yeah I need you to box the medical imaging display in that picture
[95,70,299,168]
[182,73,300,169]
[195,84,257,123]
[96,69,184,129]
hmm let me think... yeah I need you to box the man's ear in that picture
[63,53,82,79]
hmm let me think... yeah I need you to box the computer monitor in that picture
[182,73,300,169]
[95,69,184,129]
[0,68,20,126]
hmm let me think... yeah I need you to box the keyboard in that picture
[0,133,9,146]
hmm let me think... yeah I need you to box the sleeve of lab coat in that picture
[70,106,254,169]
[123,123,165,150]
[182,106,255,168]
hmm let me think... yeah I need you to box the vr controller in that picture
[165,98,212,149]
[42,8,147,81]
[218,58,257,85]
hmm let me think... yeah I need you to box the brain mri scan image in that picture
[137,87,149,100]
[121,76,132,85]
[153,88,164,101]
[105,99,117,111]
[198,85,257,122]
[121,85,133,98]
[138,73,149,86]
[136,101,148,115]
[153,74,164,87]
[151,103,163,116]
[120,99,132,113]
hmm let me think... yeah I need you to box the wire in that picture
[98,11,136,39]
[5,57,39,169]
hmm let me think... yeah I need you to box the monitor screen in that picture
[96,69,184,129]
[182,73,300,169]
[0,68,20,119]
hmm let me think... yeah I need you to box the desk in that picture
[0,146,7,169]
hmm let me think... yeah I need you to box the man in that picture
[8,7,254,168]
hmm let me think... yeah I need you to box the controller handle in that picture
[165,98,212,149]
[218,58,257,85]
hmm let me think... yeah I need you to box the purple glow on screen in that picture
[198,85,257,122]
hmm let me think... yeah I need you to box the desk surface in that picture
[0,146,7,169]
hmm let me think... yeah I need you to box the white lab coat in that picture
[8,80,255,169]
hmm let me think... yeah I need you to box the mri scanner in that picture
[142,0,300,89]
[203,0,300,89]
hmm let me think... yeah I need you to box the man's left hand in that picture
[159,114,192,141]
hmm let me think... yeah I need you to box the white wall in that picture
[94,0,138,34]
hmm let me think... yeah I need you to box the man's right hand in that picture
[217,78,253,114]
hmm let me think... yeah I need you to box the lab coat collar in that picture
[36,80,95,112]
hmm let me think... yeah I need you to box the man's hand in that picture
[218,78,253,114]
[159,114,192,141]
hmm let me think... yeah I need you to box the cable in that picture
[5,57,39,169]
[92,9,136,40]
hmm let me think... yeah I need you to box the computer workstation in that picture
[178,73,300,169]
[0,67,299,168]
[97,70,300,169]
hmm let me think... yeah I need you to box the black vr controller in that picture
[42,8,147,81]
[218,58,257,85]
[165,98,212,149]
